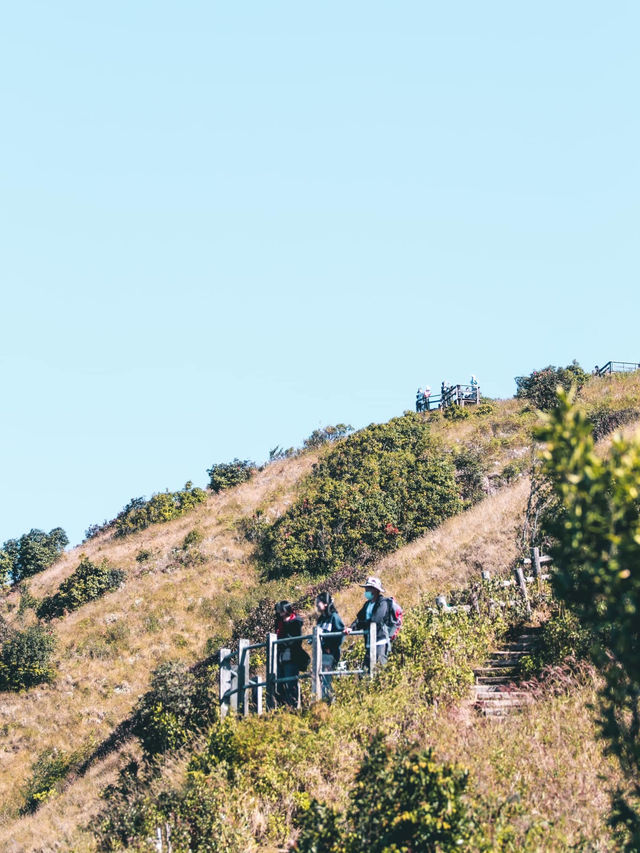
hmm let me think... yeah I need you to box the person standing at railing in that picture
[423,386,431,410]
[314,592,345,702]
[470,375,479,401]
[416,388,424,413]
[274,601,307,708]
[346,576,391,671]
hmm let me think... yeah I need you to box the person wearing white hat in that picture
[347,576,392,670]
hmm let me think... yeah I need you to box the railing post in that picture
[230,666,238,714]
[266,632,278,710]
[219,647,232,720]
[514,566,531,616]
[368,622,376,679]
[254,678,263,715]
[531,547,542,592]
[238,639,250,717]
[311,625,322,701]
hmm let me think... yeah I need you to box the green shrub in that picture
[303,423,353,449]
[588,404,640,441]
[207,460,256,493]
[515,360,587,410]
[22,747,81,813]
[269,445,297,461]
[37,556,125,621]
[259,414,462,579]
[475,402,495,416]
[453,447,486,505]
[519,607,594,678]
[293,734,470,852]
[132,661,216,757]
[536,389,640,843]
[0,527,68,584]
[390,609,498,704]
[96,756,251,853]
[0,624,56,690]
[443,404,470,420]
[114,483,207,537]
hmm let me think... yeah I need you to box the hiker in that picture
[470,375,479,400]
[274,600,308,708]
[314,591,345,701]
[346,576,395,671]
[423,386,431,410]
[416,388,424,413]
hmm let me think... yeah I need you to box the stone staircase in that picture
[472,626,542,717]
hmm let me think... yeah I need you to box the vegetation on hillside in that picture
[257,414,462,579]
[537,388,640,847]
[0,621,56,691]
[3,367,640,850]
[515,360,588,410]
[37,556,126,621]
[0,527,68,585]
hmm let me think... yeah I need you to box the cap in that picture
[359,576,384,593]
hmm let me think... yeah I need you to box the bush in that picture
[453,447,487,505]
[132,661,217,757]
[515,360,587,410]
[443,404,470,420]
[293,734,470,852]
[114,483,207,537]
[207,460,256,493]
[588,404,640,441]
[0,527,68,584]
[259,414,462,579]
[519,607,594,678]
[22,747,81,813]
[37,557,125,621]
[390,608,498,705]
[303,424,353,450]
[0,624,56,690]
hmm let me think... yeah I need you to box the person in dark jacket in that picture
[275,600,304,708]
[348,576,391,671]
[314,591,345,701]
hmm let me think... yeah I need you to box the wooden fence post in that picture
[514,566,531,616]
[266,632,278,710]
[368,622,377,679]
[219,647,232,720]
[531,547,542,592]
[238,639,250,717]
[311,625,322,701]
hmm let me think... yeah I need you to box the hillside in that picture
[1,369,640,851]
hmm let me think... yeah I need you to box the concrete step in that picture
[474,666,519,676]
[475,675,515,685]
[491,649,529,656]
[485,659,524,667]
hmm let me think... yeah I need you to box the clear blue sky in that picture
[1,2,638,546]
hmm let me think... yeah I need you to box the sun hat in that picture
[359,576,384,593]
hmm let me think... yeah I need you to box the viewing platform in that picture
[594,360,640,377]
[416,382,480,412]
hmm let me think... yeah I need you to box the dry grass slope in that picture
[3,375,640,851]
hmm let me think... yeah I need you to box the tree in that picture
[1,528,68,584]
[515,360,588,410]
[537,388,640,847]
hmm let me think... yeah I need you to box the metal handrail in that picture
[596,361,640,376]
[219,627,375,718]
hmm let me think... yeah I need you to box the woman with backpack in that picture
[274,600,309,708]
[314,591,345,701]
[347,576,400,671]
